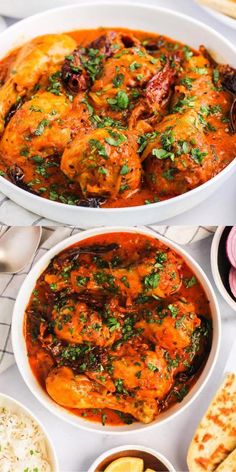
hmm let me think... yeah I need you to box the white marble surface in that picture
[0,0,235,225]
[0,233,236,472]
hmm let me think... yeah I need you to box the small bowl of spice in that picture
[211,226,236,311]
[88,445,176,472]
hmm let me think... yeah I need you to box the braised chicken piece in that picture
[112,347,173,400]
[178,54,215,104]
[46,366,158,423]
[89,45,160,115]
[143,109,215,196]
[0,92,72,162]
[62,92,92,139]
[70,250,181,300]
[0,90,93,192]
[0,34,76,133]
[52,300,117,347]
[141,50,235,197]
[136,299,201,350]
[112,254,181,300]
[61,31,138,95]
[61,128,141,198]
[0,91,93,169]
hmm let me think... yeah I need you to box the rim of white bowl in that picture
[0,2,235,221]
[12,226,221,434]
[211,226,236,311]
[87,445,176,472]
[0,392,59,471]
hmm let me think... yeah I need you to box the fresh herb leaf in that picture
[107,90,129,110]
[120,164,130,175]
[190,147,208,164]
[105,130,127,146]
[180,77,194,90]
[113,73,125,87]
[143,272,160,289]
[152,148,175,161]
[147,362,159,372]
[184,276,197,288]
[34,119,50,136]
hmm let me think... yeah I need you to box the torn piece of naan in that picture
[187,373,236,472]
[215,447,236,471]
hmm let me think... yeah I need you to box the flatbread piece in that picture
[187,373,236,472]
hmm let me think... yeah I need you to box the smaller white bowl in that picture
[211,226,236,311]
[0,392,59,471]
[88,445,176,472]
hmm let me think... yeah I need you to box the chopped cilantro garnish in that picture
[162,168,177,181]
[190,147,208,164]
[152,148,175,161]
[89,139,108,158]
[105,130,127,146]
[113,73,125,87]
[34,119,50,136]
[107,90,129,110]
[147,362,159,372]
[98,166,108,175]
[47,71,62,95]
[143,272,160,289]
[183,45,193,60]
[137,131,159,154]
[191,67,208,75]
[172,95,196,113]
[129,61,142,71]
[120,164,130,175]
[77,276,90,286]
[168,304,178,317]
[180,77,194,90]
[184,276,197,288]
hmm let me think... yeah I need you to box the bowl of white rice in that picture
[0,393,58,472]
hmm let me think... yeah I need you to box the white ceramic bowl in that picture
[12,226,221,434]
[0,3,235,226]
[88,445,176,472]
[0,0,81,18]
[0,392,58,471]
[211,226,236,311]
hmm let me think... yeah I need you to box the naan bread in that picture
[187,373,236,472]
[215,448,236,471]
[197,0,236,19]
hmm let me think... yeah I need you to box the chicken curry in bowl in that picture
[0,27,235,209]
[25,232,212,426]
